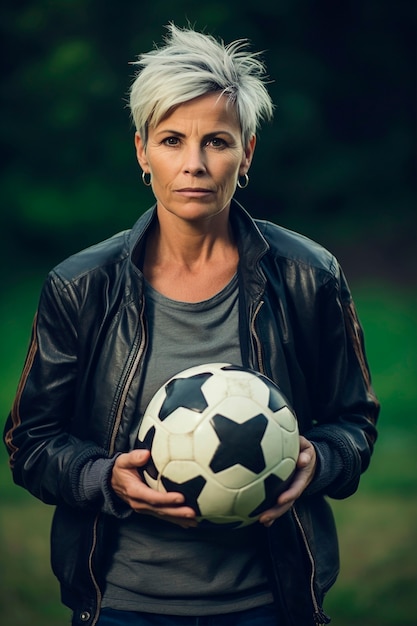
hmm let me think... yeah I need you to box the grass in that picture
[326,440,417,625]
[0,498,71,625]
[0,278,416,625]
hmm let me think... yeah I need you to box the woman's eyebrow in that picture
[154,128,236,139]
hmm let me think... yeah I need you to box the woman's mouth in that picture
[176,188,214,197]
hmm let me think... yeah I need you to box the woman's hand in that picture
[258,436,317,527]
[111,449,198,528]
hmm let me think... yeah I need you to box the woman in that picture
[4,24,379,626]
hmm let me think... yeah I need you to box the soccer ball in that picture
[137,363,299,528]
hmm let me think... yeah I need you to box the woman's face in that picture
[135,92,255,225]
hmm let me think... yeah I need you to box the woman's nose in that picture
[182,145,207,176]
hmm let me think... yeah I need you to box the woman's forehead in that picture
[153,92,241,131]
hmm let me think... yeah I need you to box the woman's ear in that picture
[239,134,256,176]
[135,132,149,172]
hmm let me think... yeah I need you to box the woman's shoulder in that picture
[50,229,131,286]
[48,207,155,286]
[255,218,338,277]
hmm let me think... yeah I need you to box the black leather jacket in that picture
[4,200,379,626]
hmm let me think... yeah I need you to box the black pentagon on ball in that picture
[161,474,207,516]
[248,470,296,518]
[266,384,288,413]
[221,365,288,413]
[158,372,213,421]
[136,425,158,480]
[209,413,267,474]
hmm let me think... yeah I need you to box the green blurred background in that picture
[0,1,415,624]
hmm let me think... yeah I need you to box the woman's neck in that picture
[143,210,239,302]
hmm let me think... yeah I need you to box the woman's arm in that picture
[3,273,108,509]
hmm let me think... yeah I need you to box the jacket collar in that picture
[126,199,270,299]
[229,199,270,301]
[128,205,157,264]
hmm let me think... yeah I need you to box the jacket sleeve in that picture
[3,271,120,512]
[304,266,380,500]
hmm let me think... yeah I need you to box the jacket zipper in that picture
[292,507,330,625]
[88,514,102,626]
[109,298,148,455]
[90,299,148,626]
[250,302,329,626]
[250,300,265,372]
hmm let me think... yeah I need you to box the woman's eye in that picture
[163,137,179,146]
[208,138,226,148]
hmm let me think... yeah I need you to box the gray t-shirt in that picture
[103,275,273,615]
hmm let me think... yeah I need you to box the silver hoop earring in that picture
[237,173,249,189]
[141,171,152,187]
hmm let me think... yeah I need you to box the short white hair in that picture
[129,23,274,147]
